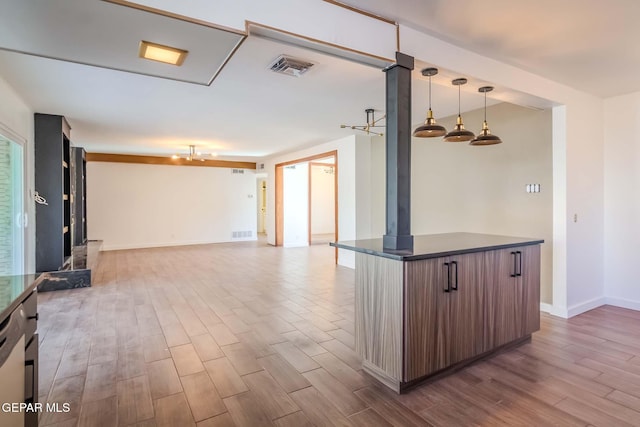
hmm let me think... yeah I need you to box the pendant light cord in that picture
[458,84,461,117]
[484,91,487,122]
[428,75,432,110]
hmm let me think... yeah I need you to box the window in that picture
[0,128,26,275]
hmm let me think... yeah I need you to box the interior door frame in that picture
[275,150,338,256]
[308,161,336,244]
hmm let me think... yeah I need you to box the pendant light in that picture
[413,68,447,138]
[470,86,502,146]
[444,78,475,142]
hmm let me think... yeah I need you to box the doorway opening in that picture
[308,160,336,245]
[275,150,338,255]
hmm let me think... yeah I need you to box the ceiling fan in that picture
[340,108,385,137]
[171,145,217,162]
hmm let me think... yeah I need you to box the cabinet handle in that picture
[510,252,517,277]
[444,262,451,292]
[451,261,458,291]
[517,251,523,277]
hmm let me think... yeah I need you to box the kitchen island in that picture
[332,232,543,393]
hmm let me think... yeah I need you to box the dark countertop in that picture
[0,274,45,323]
[330,232,544,261]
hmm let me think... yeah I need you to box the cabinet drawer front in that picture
[23,290,37,343]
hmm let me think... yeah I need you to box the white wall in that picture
[283,163,309,247]
[87,162,257,250]
[0,75,35,273]
[604,91,640,310]
[310,164,335,235]
[418,104,554,303]
[263,135,356,267]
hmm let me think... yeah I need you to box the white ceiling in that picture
[0,0,244,85]
[0,0,554,159]
[343,0,640,98]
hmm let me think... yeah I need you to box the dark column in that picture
[383,52,414,251]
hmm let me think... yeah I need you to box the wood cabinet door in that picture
[520,245,541,335]
[484,248,523,349]
[404,257,449,381]
[447,252,485,365]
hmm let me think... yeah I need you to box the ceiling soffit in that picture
[0,0,245,85]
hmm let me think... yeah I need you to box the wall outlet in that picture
[526,184,541,193]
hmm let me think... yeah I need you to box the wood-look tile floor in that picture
[37,241,640,426]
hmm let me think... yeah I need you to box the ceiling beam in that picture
[86,153,256,169]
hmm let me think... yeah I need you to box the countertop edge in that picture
[331,238,544,261]
[0,273,47,323]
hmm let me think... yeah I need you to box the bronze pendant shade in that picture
[470,86,502,146]
[444,78,475,142]
[414,68,447,138]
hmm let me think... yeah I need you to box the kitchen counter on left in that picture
[0,274,45,324]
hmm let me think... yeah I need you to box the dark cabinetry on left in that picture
[34,114,88,272]
[73,147,87,246]
[34,114,72,272]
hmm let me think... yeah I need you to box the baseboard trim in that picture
[101,238,257,251]
[539,303,553,313]
[539,303,569,318]
[567,296,607,318]
[541,296,640,318]
[605,297,640,311]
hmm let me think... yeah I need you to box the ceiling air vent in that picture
[269,55,314,77]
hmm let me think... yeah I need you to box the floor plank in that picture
[77,395,118,427]
[170,343,205,377]
[257,354,311,393]
[154,393,196,427]
[302,368,367,416]
[223,392,275,427]
[181,371,227,422]
[146,358,183,399]
[243,370,299,420]
[203,357,248,398]
[116,375,155,425]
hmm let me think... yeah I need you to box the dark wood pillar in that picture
[383,52,414,251]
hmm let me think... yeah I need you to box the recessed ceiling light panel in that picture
[139,40,188,66]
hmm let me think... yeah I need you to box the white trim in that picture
[605,297,640,312]
[567,296,607,318]
[541,297,640,318]
[539,302,569,318]
[101,238,256,251]
[539,303,554,313]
